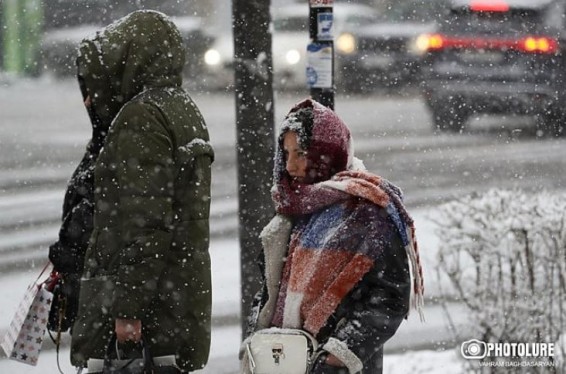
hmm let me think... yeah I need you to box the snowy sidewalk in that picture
[0,208,470,373]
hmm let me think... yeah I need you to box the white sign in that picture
[306,43,333,88]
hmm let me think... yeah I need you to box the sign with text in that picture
[306,43,333,88]
[317,12,333,40]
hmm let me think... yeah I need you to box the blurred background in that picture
[0,0,446,94]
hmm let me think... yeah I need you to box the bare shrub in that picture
[435,189,566,373]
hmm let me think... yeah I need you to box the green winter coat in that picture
[70,11,214,372]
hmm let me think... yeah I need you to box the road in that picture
[1,78,565,271]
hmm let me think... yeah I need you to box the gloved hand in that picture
[47,271,81,333]
[310,352,350,374]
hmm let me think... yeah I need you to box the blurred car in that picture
[335,0,442,93]
[40,16,213,80]
[202,2,380,91]
[420,0,566,136]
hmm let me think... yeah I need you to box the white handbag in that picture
[245,328,319,374]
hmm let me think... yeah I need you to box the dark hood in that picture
[76,10,185,133]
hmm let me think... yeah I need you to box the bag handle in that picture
[103,334,155,374]
[245,342,257,374]
[32,262,53,288]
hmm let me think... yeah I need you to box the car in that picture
[419,0,566,136]
[335,0,444,93]
[201,2,380,91]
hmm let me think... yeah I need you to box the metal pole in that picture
[307,0,334,109]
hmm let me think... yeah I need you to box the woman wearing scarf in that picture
[241,99,424,374]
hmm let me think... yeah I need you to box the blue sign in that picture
[306,66,318,85]
[317,12,333,40]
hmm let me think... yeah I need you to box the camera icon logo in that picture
[461,339,488,359]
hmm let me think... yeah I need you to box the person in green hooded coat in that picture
[68,10,214,373]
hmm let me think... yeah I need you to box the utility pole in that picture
[232,0,275,337]
[307,0,334,109]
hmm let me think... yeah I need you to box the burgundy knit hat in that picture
[275,99,352,185]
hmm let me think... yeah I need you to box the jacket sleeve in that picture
[106,102,176,319]
[49,147,96,274]
[319,212,412,373]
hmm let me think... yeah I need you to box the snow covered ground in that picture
[0,209,471,373]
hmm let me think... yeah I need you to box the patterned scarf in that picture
[270,170,424,335]
[256,98,424,335]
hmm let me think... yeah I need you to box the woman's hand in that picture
[325,353,346,367]
[115,318,142,343]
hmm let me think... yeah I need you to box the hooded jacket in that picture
[69,11,214,372]
[244,99,415,374]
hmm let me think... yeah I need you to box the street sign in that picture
[307,43,333,88]
[317,12,333,40]
[308,0,334,109]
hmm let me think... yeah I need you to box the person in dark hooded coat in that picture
[47,10,214,373]
[241,99,424,374]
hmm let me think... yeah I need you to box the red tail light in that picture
[419,34,558,54]
[470,1,510,12]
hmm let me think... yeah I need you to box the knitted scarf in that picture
[269,170,424,335]
[255,98,424,335]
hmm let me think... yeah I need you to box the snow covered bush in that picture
[435,189,566,373]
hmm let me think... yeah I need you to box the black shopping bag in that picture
[87,334,181,374]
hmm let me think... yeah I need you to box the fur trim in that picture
[257,215,293,329]
[322,337,363,373]
[281,291,303,328]
[349,156,366,171]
